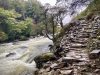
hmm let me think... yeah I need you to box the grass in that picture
[55,24,71,44]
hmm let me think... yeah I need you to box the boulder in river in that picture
[6,52,16,57]
[34,52,56,68]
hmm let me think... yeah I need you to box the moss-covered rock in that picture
[19,36,28,41]
[34,52,55,69]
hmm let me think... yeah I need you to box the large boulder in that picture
[34,52,56,68]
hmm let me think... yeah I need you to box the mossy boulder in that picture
[19,36,28,41]
[34,52,56,68]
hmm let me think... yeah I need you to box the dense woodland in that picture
[0,0,58,42]
[0,0,99,43]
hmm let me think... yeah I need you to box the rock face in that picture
[35,15,100,75]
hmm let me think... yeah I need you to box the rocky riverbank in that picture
[34,15,100,75]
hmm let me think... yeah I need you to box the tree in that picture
[44,3,67,42]
[0,0,9,9]
[56,0,93,15]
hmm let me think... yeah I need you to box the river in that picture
[0,37,53,75]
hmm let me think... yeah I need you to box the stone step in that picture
[72,40,87,44]
[70,43,86,48]
[62,57,89,64]
[77,34,89,38]
[60,70,73,75]
[89,49,100,59]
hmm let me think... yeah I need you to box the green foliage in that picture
[0,31,8,41]
[25,1,44,23]
[55,24,71,42]
[0,0,53,42]
[0,8,21,18]
[19,35,27,41]
[34,52,55,68]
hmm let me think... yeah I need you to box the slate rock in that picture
[89,49,100,59]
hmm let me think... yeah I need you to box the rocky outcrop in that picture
[35,15,100,75]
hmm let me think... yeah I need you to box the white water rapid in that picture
[0,37,53,75]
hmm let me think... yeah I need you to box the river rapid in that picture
[0,37,53,75]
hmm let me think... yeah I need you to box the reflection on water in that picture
[0,37,53,75]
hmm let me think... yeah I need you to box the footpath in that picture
[36,15,100,75]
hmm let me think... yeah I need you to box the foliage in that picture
[0,31,8,41]
[0,0,60,42]
[19,35,27,41]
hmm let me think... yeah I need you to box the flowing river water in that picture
[0,37,53,75]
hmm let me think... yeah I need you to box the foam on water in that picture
[0,37,53,75]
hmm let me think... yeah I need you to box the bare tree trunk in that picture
[51,16,55,42]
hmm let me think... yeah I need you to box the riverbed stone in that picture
[6,52,16,57]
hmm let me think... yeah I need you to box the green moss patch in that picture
[34,52,55,68]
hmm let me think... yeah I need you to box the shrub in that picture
[0,31,8,42]
[19,36,28,41]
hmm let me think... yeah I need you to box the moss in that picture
[34,52,55,68]
[0,31,8,42]
[55,24,71,43]
[19,36,28,41]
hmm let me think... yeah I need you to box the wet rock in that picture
[73,55,82,59]
[50,63,58,69]
[74,62,87,67]
[94,69,100,73]
[89,49,100,59]
[79,53,88,58]
[53,69,61,75]
[62,57,81,64]
[70,43,86,48]
[81,68,88,72]
[54,63,68,69]
[91,64,97,69]
[46,67,51,72]
[20,46,27,49]
[78,58,89,62]
[39,69,46,73]
[43,63,51,69]
[6,52,16,57]
[60,70,73,75]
